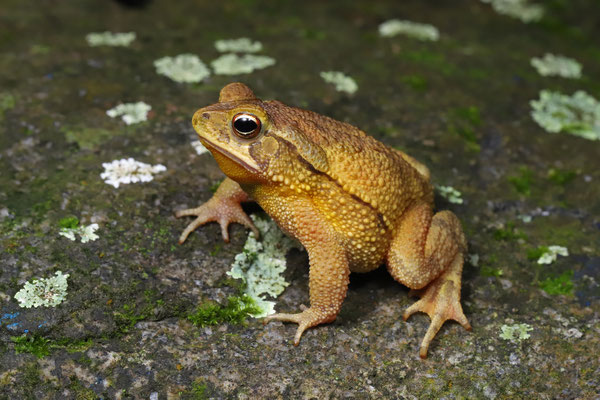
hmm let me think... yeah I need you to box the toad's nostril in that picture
[202,113,210,120]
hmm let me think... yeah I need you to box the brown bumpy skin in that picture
[176,82,471,358]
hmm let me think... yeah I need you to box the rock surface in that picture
[1,0,599,398]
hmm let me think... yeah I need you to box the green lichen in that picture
[14,271,69,308]
[211,53,276,75]
[378,19,439,41]
[508,166,533,196]
[214,37,263,53]
[85,31,136,47]
[530,90,600,140]
[320,71,358,94]
[227,215,300,317]
[187,295,261,327]
[540,270,574,295]
[499,323,533,342]
[531,53,582,79]
[154,54,210,83]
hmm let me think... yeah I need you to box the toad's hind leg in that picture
[386,204,471,358]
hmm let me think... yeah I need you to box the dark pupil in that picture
[234,117,258,134]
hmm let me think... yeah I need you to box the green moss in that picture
[68,376,97,400]
[59,216,80,229]
[508,166,534,196]
[527,246,549,261]
[447,106,482,152]
[10,334,95,359]
[402,50,455,75]
[480,265,503,277]
[187,295,261,327]
[493,222,527,241]
[547,168,576,186]
[401,75,428,91]
[11,334,50,358]
[62,126,116,150]
[191,381,208,399]
[540,270,574,295]
[210,180,223,194]
[0,92,16,117]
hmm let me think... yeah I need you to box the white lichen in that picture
[106,102,151,125]
[215,38,263,53]
[531,54,582,79]
[480,0,544,23]
[530,90,600,141]
[191,140,208,155]
[227,215,301,317]
[378,19,439,41]
[154,54,210,83]
[436,185,464,204]
[537,245,569,265]
[517,214,532,223]
[14,271,69,308]
[59,223,99,243]
[320,71,358,94]
[100,158,166,188]
[85,31,136,47]
[468,253,480,267]
[499,323,533,342]
[211,54,276,75]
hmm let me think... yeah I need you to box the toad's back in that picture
[263,100,434,230]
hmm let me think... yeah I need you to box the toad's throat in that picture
[198,136,259,174]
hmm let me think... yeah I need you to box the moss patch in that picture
[540,270,574,295]
[187,295,261,328]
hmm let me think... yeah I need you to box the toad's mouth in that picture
[197,136,259,174]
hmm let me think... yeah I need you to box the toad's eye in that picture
[232,113,261,139]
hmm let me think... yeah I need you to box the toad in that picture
[176,83,470,358]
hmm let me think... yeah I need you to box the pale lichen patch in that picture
[85,31,136,47]
[14,271,69,308]
[320,71,358,94]
[154,54,210,83]
[215,38,263,53]
[530,90,600,140]
[100,158,166,188]
[480,0,544,23]
[211,54,276,75]
[227,215,301,317]
[537,245,569,265]
[106,102,151,125]
[499,323,533,342]
[531,54,582,79]
[378,19,439,41]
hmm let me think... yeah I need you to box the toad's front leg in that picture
[263,199,350,345]
[175,177,258,244]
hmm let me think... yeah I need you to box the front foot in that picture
[175,196,258,244]
[403,277,471,359]
[263,307,337,345]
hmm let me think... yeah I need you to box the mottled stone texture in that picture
[0,0,599,398]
